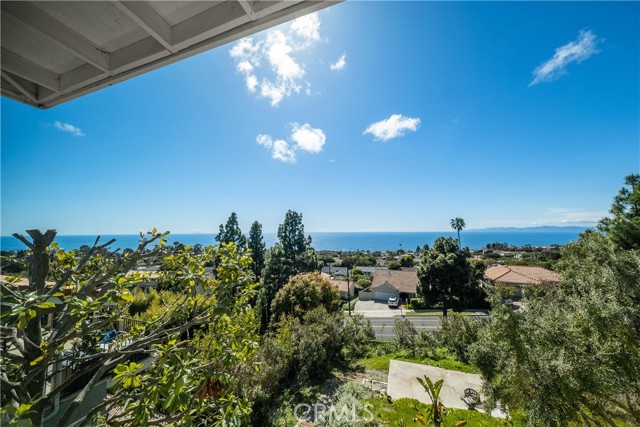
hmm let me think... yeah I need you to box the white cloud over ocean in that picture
[257,123,326,163]
[530,30,601,86]
[364,114,421,141]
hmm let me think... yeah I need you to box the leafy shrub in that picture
[342,314,375,361]
[410,297,426,309]
[319,382,371,427]
[394,318,418,352]
[440,313,482,364]
[387,261,402,270]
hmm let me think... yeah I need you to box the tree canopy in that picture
[450,217,466,248]
[417,236,478,316]
[247,221,266,279]
[599,173,640,250]
[270,273,341,325]
[1,230,258,426]
[215,212,247,252]
[471,175,640,426]
[257,211,317,330]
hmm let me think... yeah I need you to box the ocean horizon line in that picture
[0,225,591,238]
[1,228,589,252]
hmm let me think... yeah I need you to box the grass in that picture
[366,396,518,427]
[357,351,479,374]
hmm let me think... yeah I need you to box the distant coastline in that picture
[0,227,589,252]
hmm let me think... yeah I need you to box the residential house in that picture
[484,265,560,298]
[320,272,355,299]
[359,269,419,303]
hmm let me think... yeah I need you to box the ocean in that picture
[0,230,586,252]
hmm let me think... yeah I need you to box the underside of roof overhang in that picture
[1,0,339,109]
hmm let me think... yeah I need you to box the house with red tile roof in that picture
[484,265,560,297]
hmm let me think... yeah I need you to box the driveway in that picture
[353,300,401,318]
[386,360,506,418]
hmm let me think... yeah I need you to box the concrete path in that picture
[386,360,505,418]
[353,300,399,318]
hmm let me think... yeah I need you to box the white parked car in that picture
[387,296,399,307]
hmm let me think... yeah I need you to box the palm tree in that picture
[450,217,466,248]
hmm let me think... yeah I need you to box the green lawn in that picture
[357,353,478,374]
[366,396,517,427]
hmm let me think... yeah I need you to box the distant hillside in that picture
[468,226,591,233]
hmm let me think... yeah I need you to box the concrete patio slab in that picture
[386,360,505,418]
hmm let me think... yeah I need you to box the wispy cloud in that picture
[330,53,346,71]
[290,12,321,46]
[53,121,85,137]
[256,123,326,163]
[364,114,421,142]
[256,134,296,163]
[530,30,601,86]
[544,207,607,225]
[230,12,325,106]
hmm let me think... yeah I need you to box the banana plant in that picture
[413,376,466,427]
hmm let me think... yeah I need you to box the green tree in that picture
[417,237,473,316]
[270,273,341,324]
[450,218,466,248]
[400,254,415,267]
[471,231,640,426]
[388,261,402,270]
[0,229,258,426]
[599,173,640,250]
[258,211,318,330]
[247,220,266,279]
[215,212,247,251]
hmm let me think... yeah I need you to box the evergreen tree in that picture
[417,236,474,316]
[247,221,266,279]
[258,210,318,330]
[215,212,247,251]
[599,173,640,250]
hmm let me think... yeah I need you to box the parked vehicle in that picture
[387,296,399,307]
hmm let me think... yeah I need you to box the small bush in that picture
[410,297,426,309]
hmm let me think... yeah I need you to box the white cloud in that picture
[291,123,326,153]
[256,123,326,163]
[256,133,296,163]
[272,139,296,163]
[237,60,254,74]
[256,133,273,148]
[363,114,421,141]
[54,121,85,137]
[229,12,325,106]
[530,30,601,86]
[330,53,346,71]
[290,12,321,45]
[544,207,607,225]
[229,37,261,62]
[246,75,258,92]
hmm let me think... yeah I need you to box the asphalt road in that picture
[367,315,488,341]
[368,316,441,341]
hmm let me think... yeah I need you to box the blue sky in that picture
[2,1,639,235]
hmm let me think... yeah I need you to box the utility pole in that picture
[347,266,351,317]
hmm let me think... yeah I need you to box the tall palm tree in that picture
[450,217,466,248]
